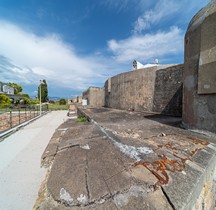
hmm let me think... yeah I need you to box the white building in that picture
[0,82,14,95]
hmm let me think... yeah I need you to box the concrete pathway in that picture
[0,111,68,210]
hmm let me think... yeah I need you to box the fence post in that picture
[25,108,27,120]
[10,111,12,128]
[19,109,21,124]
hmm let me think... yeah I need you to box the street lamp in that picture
[39,80,44,116]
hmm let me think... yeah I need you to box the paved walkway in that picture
[0,111,68,210]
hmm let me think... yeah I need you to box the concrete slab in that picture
[162,163,203,210]
[47,146,88,206]
[36,107,216,209]
[113,187,173,210]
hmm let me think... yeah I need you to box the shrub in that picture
[0,94,11,107]
[49,100,55,104]
[15,98,20,105]
[20,93,30,98]
[30,99,40,104]
[23,97,31,104]
[59,98,66,105]
[76,116,88,122]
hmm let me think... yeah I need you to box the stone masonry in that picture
[104,64,183,116]
[82,87,105,107]
[183,0,216,133]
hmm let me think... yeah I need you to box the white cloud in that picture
[108,26,183,63]
[0,20,109,95]
[0,1,208,96]
[133,0,210,34]
[107,0,209,64]
[101,0,131,12]
[133,0,179,34]
[108,0,210,64]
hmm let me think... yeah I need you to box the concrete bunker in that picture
[183,0,216,133]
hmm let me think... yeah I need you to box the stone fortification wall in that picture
[183,0,216,133]
[105,64,183,116]
[153,65,183,116]
[105,66,156,112]
[82,87,105,107]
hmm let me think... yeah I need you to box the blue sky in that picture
[0,0,209,98]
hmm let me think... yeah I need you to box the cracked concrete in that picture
[35,107,216,210]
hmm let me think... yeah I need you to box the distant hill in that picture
[30,96,65,101]
[49,96,61,101]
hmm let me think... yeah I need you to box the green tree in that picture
[59,98,66,105]
[20,93,30,98]
[8,82,23,94]
[22,97,31,105]
[30,99,40,104]
[0,94,11,107]
[38,80,48,103]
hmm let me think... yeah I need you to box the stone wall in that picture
[105,67,156,112]
[77,95,82,104]
[153,65,183,116]
[105,65,183,116]
[183,0,216,133]
[82,87,105,107]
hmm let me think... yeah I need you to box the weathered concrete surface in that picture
[82,87,105,107]
[36,108,216,210]
[104,64,183,116]
[183,0,216,133]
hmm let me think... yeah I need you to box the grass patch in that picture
[48,103,69,110]
[76,116,88,122]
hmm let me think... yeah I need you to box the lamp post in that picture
[39,80,44,116]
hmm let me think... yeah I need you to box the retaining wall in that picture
[104,64,183,116]
[82,87,105,107]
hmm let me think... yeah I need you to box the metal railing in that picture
[0,105,48,133]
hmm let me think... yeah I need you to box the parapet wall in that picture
[82,87,105,107]
[105,64,183,116]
